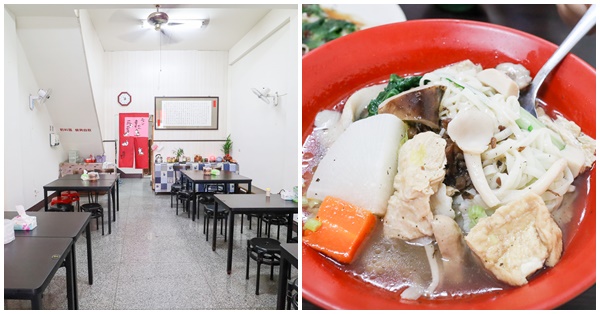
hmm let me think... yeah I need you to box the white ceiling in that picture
[5,4,296,51]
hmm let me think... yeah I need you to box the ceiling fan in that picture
[144,5,209,32]
[114,5,209,45]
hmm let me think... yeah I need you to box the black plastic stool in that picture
[287,277,298,310]
[176,190,194,218]
[261,214,288,240]
[203,204,228,242]
[80,203,104,235]
[47,203,75,212]
[246,237,281,295]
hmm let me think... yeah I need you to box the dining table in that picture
[213,193,298,273]
[179,169,252,222]
[5,211,92,310]
[302,3,595,310]
[4,237,75,310]
[276,243,298,310]
[43,173,119,234]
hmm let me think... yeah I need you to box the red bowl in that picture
[302,19,595,310]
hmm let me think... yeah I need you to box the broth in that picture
[301,92,592,300]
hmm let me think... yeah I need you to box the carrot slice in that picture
[303,196,376,264]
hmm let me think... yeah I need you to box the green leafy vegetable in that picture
[367,75,422,116]
[303,217,322,232]
[302,5,357,50]
[468,205,488,228]
[302,4,326,17]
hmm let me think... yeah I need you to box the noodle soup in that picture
[301,60,595,301]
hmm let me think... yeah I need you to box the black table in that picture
[59,173,120,213]
[276,243,298,310]
[180,170,252,222]
[43,174,118,234]
[213,194,298,273]
[4,237,75,310]
[5,211,92,309]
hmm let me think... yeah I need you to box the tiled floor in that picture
[4,178,297,310]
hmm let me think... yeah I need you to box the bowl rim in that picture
[302,18,596,310]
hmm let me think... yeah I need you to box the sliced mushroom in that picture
[447,109,500,208]
[495,63,532,90]
[378,85,446,129]
[476,68,520,97]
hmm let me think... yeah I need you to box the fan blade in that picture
[108,9,140,24]
[119,28,150,43]
[160,29,182,45]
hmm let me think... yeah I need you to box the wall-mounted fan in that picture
[251,87,281,106]
[29,88,52,110]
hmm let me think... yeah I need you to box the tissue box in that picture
[12,215,37,231]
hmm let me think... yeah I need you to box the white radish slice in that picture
[306,114,408,216]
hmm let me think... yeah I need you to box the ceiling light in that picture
[141,19,209,30]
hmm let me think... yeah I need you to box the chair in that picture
[286,277,298,310]
[80,203,104,235]
[48,203,75,212]
[205,184,225,194]
[202,203,228,242]
[261,214,288,240]
[176,189,194,218]
[170,165,183,208]
[196,192,215,220]
[61,191,80,211]
[246,237,281,295]
[50,195,73,208]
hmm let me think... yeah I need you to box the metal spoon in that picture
[520,4,596,117]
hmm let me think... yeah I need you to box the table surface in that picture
[44,177,116,190]
[214,194,298,211]
[280,243,298,267]
[302,4,595,310]
[4,237,72,293]
[60,173,119,180]
[5,211,90,239]
[180,170,251,183]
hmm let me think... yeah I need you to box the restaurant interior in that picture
[4,4,298,310]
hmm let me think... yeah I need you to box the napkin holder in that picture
[11,205,37,231]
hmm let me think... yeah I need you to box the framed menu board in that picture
[154,96,219,130]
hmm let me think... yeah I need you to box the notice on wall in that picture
[155,97,219,130]
[162,100,212,127]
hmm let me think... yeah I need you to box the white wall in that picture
[103,50,229,173]
[4,9,66,211]
[228,9,298,192]
[79,9,106,140]
[17,15,104,158]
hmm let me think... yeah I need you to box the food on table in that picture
[302,196,376,264]
[302,59,596,300]
[302,4,360,54]
[383,131,447,241]
[305,114,408,216]
[465,193,562,286]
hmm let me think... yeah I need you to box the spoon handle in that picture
[530,5,596,93]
